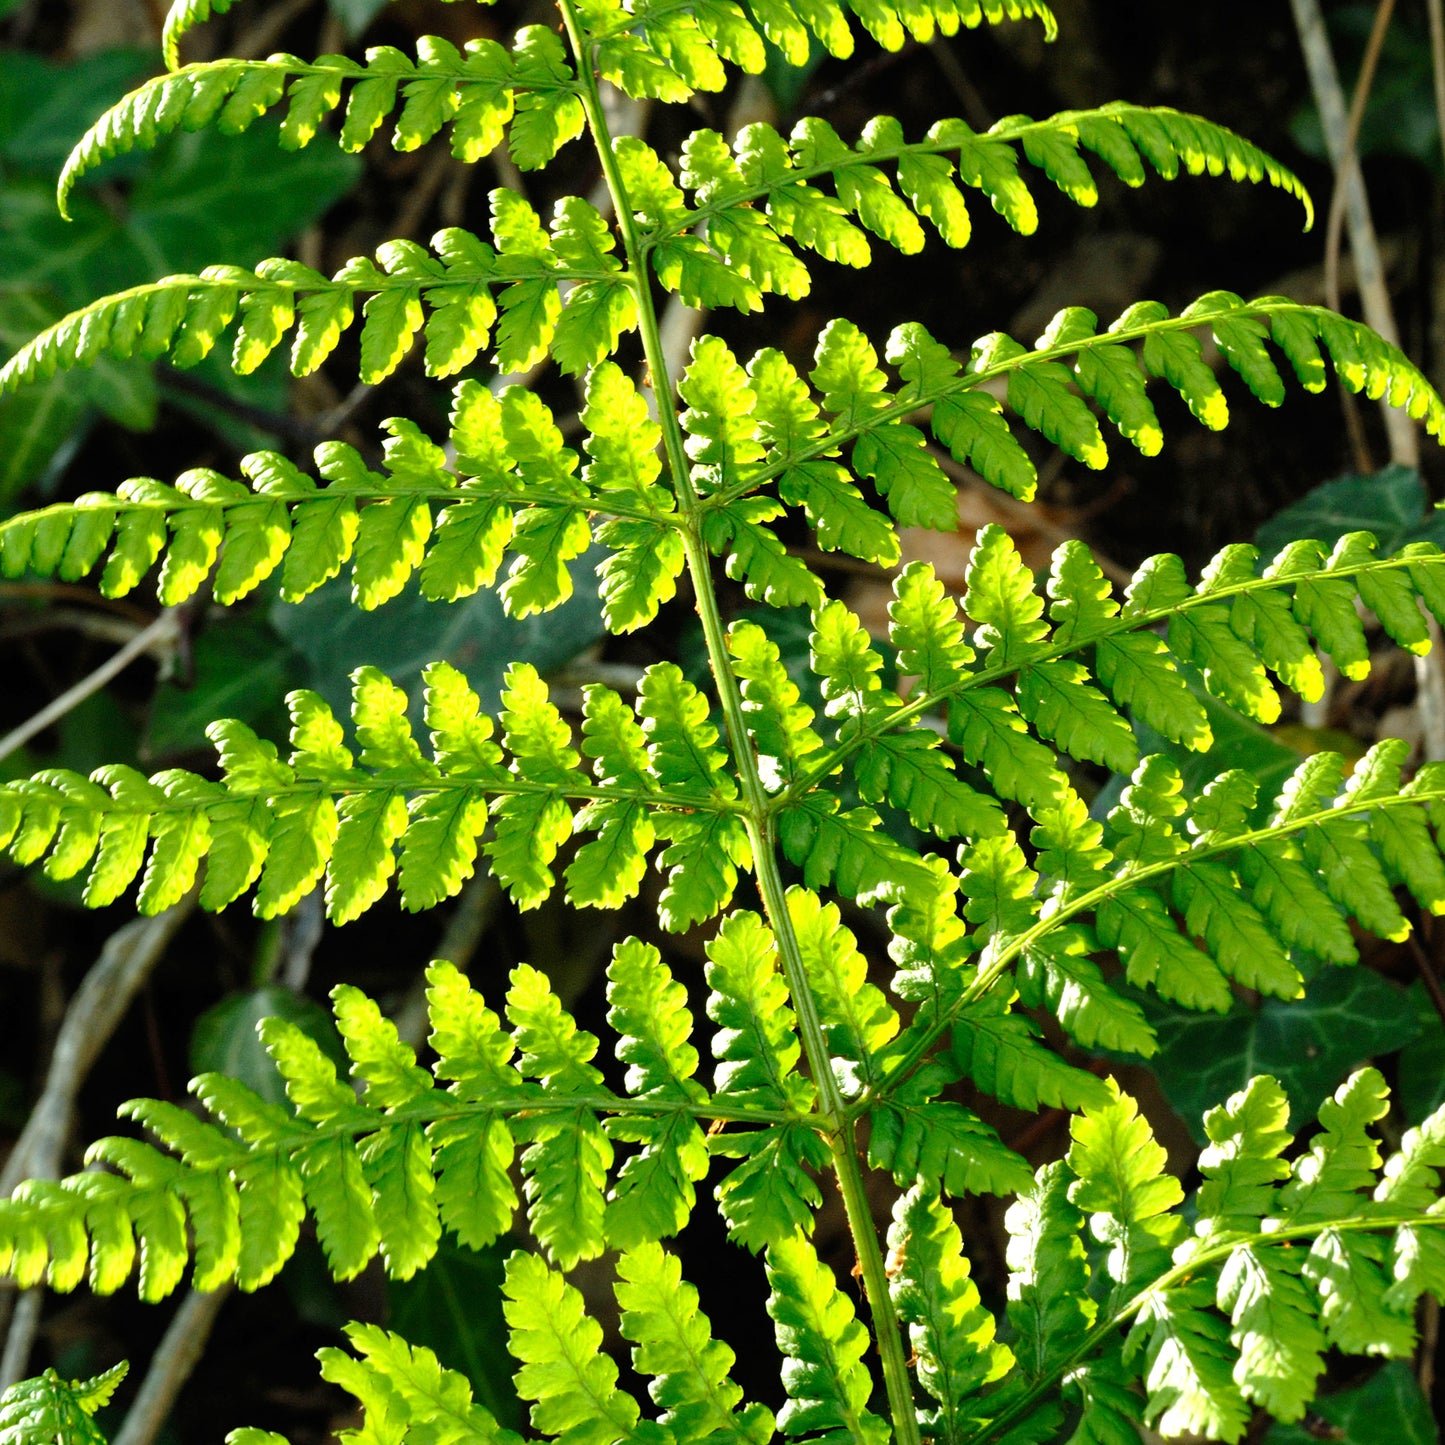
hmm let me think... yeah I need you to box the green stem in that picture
[555,10,921,1443]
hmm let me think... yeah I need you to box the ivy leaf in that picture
[1137,968,1419,1143]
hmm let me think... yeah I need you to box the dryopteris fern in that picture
[2,0,1445,1442]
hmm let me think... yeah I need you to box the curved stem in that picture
[963,1210,1445,1444]
[866,774,1445,1104]
[555,9,921,1443]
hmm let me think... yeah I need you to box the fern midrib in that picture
[0,483,675,537]
[704,298,1398,516]
[775,548,1445,812]
[59,56,582,204]
[861,777,1445,1109]
[710,299,1398,514]
[645,103,1307,249]
[557,12,923,1444]
[960,1209,1445,1445]
[5,775,745,825]
[143,1088,810,1159]
[110,55,585,86]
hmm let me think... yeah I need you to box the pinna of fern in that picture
[4,0,1445,1442]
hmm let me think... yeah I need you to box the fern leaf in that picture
[617,1242,774,1445]
[888,1184,1013,1444]
[868,1072,1033,1197]
[506,964,613,1270]
[1216,1243,1329,1421]
[952,993,1112,1113]
[503,1253,645,1445]
[1004,1162,1095,1378]
[786,888,898,1091]
[703,497,827,609]
[777,793,943,905]
[706,912,807,1110]
[1067,1083,1185,1295]
[4,218,633,393]
[730,623,825,791]
[1376,1102,1445,1312]
[713,1121,829,1250]
[1129,1278,1250,1443]
[0,1365,125,1445]
[766,1234,890,1445]
[603,940,710,1247]
[424,960,522,1252]
[0,406,662,622]
[1016,927,1155,1056]
[706,913,826,1248]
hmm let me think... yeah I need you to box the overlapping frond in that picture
[3,194,636,393]
[216,1250,771,1445]
[62,29,585,210]
[0,1364,126,1445]
[1117,1073,1445,1442]
[0,370,677,627]
[896,734,1445,1066]
[860,1074,1445,1445]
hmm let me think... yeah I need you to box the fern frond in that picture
[0,661,754,925]
[659,104,1309,307]
[887,739,1445,1080]
[61,31,585,212]
[677,299,1443,609]
[596,0,1056,83]
[782,526,1445,812]
[5,197,634,391]
[0,954,745,1295]
[0,378,678,619]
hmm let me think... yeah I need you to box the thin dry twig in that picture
[1323,0,1396,320]
[1426,0,1445,169]
[1290,0,1445,761]
[112,1285,233,1445]
[1291,0,1418,467]
[0,609,180,766]
[0,903,195,1388]
[1407,927,1445,1029]
[1321,0,1396,475]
